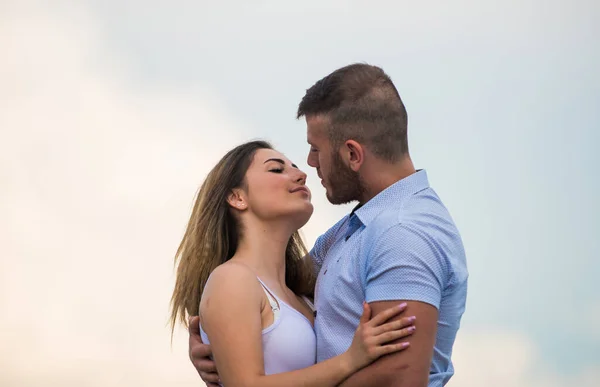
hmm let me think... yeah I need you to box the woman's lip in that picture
[291,187,310,194]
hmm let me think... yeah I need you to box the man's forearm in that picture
[338,300,436,387]
[337,368,393,387]
[338,365,426,387]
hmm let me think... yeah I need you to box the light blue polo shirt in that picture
[310,170,468,387]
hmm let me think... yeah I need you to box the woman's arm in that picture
[200,264,414,387]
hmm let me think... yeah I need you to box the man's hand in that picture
[188,316,220,386]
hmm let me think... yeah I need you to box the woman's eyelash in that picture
[269,168,283,173]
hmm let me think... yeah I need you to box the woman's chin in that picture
[290,205,314,230]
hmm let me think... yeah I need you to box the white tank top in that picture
[199,277,317,380]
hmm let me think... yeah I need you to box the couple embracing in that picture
[170,63,468,387]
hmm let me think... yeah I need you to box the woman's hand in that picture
[345,302,416,371]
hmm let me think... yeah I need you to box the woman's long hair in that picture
[170,140,315,333]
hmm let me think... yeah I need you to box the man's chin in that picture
[326,191,348,205]
[325,190,337,204]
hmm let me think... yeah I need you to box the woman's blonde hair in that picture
[170,140,315,333]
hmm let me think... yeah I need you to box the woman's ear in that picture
[227,189,247,211]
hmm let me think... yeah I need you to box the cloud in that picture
[0,2,247,386]
[449,330,600,387]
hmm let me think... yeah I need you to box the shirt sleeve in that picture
[363,223,446,309]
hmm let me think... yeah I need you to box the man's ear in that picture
[343,140,365,172]
[226,189,247,210]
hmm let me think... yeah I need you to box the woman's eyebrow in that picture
[264,158,298,168]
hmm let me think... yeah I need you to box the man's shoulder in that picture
[365,189,466,271]
[371,187,459,236]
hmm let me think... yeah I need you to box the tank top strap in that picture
[301,296,316,314]
[256,277,281,320]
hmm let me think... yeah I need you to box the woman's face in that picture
[234,148,313,230]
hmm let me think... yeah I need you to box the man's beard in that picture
[325,152,365,205]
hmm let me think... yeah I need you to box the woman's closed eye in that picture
[269,168,284,173]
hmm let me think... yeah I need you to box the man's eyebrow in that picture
[264,158,298,169]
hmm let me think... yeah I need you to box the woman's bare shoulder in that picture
[201,262,261,308]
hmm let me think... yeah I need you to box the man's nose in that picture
[307,152,318,168]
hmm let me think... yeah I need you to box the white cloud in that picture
[449,329,600,387]
[0,2,245,386]
[89,0,596,52]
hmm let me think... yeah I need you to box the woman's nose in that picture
[296,170,307,185]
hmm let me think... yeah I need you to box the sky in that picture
[1,1,598,386]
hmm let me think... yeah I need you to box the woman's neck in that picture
[231,217,292,286]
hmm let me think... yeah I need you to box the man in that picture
[189,63,468,387]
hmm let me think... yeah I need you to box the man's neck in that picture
[359,156,416,204]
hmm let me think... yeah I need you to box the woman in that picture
[170,141,416,386]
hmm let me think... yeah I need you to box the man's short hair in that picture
[297,63,409,161]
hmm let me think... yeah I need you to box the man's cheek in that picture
[318,156,328,173]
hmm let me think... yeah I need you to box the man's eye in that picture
[310,147,318,152]
[269,168,283,173]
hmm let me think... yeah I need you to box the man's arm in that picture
[338,224,446,387]
[338,300,437,387]
[188,315,220,387]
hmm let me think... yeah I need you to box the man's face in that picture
[306,115,363,205]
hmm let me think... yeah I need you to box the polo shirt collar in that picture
[352,169,430,226]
